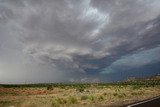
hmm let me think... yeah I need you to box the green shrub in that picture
[113,93,118,96]
[81,95,89,100]
[56,98,67,104]
[69,97,78,104]
[132,85,141,90]
[76,87,85,92]
[0,101,11,105]
[113,93,126,98]
[47,85,53,90]
[88,95,95,101]
[98,95,104,101]
[52,100,60,107]
[52,98,67,107]
[117,94,123,98]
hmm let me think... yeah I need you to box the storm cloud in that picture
[0,0,160,83]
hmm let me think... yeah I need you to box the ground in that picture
[0,83,160,107]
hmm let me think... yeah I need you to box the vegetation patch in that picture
[0,78,159,107]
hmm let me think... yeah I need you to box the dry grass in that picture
[0,85,159,107]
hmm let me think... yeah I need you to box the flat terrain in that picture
[0,82,160,107]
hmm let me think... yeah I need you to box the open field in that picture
[0,79,160,107]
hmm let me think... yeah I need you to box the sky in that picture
[0,0,160,83]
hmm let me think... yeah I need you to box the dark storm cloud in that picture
[101,46,160,74]
[0,0,160,83]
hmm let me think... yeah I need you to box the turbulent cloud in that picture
[0,0,160,83]
[101,46,160,74]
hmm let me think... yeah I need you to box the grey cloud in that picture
[0,0,160,83]
[101,46,160,74]
[91,0,160,27]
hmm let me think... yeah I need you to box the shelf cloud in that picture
[0,0,160,83]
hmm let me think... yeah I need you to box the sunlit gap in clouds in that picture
[79,0,110,39]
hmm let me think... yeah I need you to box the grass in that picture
[81,95,89,100]
[131,91,144,96]
[0,81,159,107]
[98,95,105,101]
[52,100,60,107]
[68,96,78,104]
[0,101,12,105]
